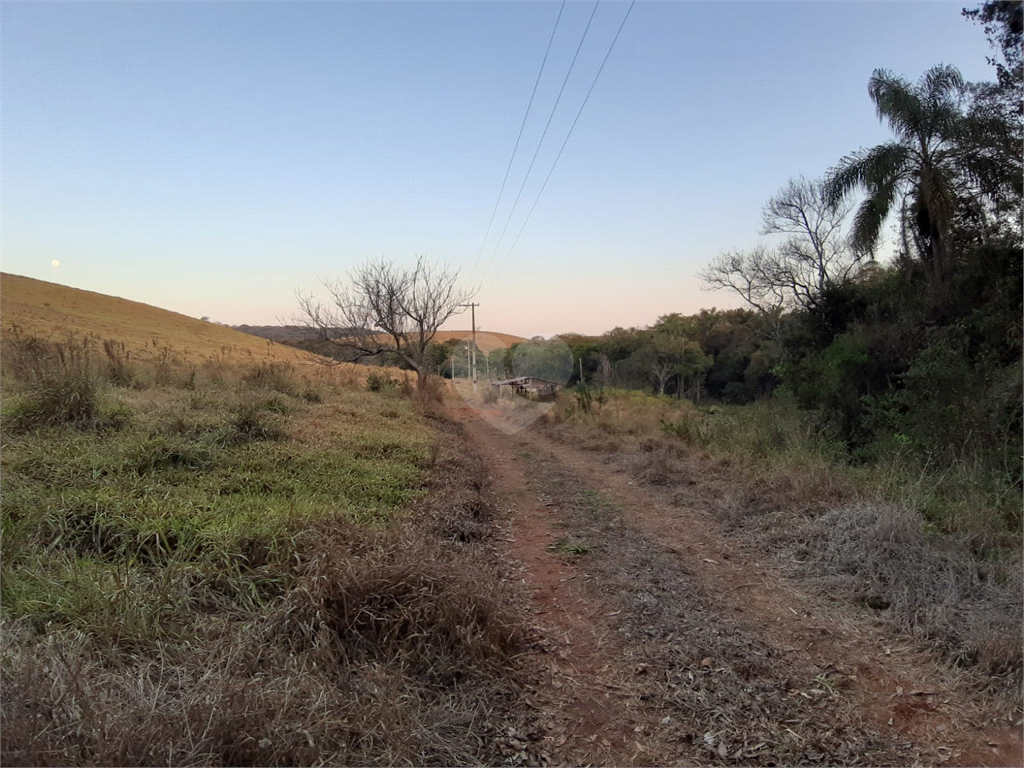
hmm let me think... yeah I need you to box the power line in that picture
[470,0,568,279]
[480,0,602,280]
[492,0,636,285]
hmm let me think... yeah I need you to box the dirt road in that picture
[452,407,1022,767]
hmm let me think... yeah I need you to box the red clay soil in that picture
[451,406,1023,767]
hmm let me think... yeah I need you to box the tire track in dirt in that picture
[466,414,661,766]
[456,407,1022,767]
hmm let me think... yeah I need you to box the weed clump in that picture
[274,521,524,682]
[2,331,129,432]
[366,371,397,392]
[128,436,219,475]
[243,362,296,395]
[102,339,137,388]
[220,400,286,444]
[808,502,1023,680]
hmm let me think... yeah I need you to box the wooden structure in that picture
[490,376,561,401]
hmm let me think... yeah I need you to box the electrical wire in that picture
[480,0,602,281]
[490,0,636,286]
[470,0,568,279]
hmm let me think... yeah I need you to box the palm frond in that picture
[850,175,900,256]
[921,64,965,104]
[823,143,910,209]
[868,69,924,140]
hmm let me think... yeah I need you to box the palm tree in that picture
[824,65,969,289]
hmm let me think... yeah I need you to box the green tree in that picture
[823,65,973,291]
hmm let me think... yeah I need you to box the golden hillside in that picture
[0,273,317,367]
[433,330,524,353]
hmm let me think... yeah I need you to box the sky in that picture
[1,1,999,338]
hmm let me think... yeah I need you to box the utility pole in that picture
[460,302,480,384]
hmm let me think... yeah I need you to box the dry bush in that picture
[629,437,689,485]
[2,514,526,767]
[272,520,523,681]
[2,331,129,432]
[2,590,523,767]
[218,399,286,445]
[102,339,137,388]
[242,362,296,395]
[399,375,449,419]
[806,503,1023,682]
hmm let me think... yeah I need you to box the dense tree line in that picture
[698,3,1021,486]
[543,4,1023,492]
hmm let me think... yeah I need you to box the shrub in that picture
[219,400,286,445]
[2,332,129,432]
[242,363,296,395]
[102,340,136,388]
[366,371,397,392]
[809,503,1023,676]
[301,386,323,403]
[659,415,709,447]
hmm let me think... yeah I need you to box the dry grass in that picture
[3,514,527,767]
[431,330,525,353]
[513,451,925,766]
[543,388,1024,697]
[806,503,1023,680]
[0,273,404,391]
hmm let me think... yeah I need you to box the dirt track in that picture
[452,407,1023,767]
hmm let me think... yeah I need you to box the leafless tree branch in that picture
[295,256,474,385]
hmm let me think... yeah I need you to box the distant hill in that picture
[0,274,318,366]
[232,325,525,354]
[232,325,327,343]
[433,331,524,353]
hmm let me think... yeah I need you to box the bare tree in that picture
[296,256,474,387]
[701,177,861,328]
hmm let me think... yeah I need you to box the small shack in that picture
[490,376,561,402]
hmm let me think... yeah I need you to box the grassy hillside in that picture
[230,326,525,354]
[433,330,524,353]
[1,273,316,366]
[0,276,529,765]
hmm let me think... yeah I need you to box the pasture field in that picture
[431,330,525,353]
[0,321,530,765]
[2,276,1019,766]
[1,273,322,369]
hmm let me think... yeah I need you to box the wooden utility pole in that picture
[460,302,480,383]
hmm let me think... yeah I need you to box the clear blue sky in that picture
[2,1,997,337]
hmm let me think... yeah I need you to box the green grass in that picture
[547,538,590,555]
[0,375,432,637]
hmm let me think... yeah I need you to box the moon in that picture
[52,259,60,267]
